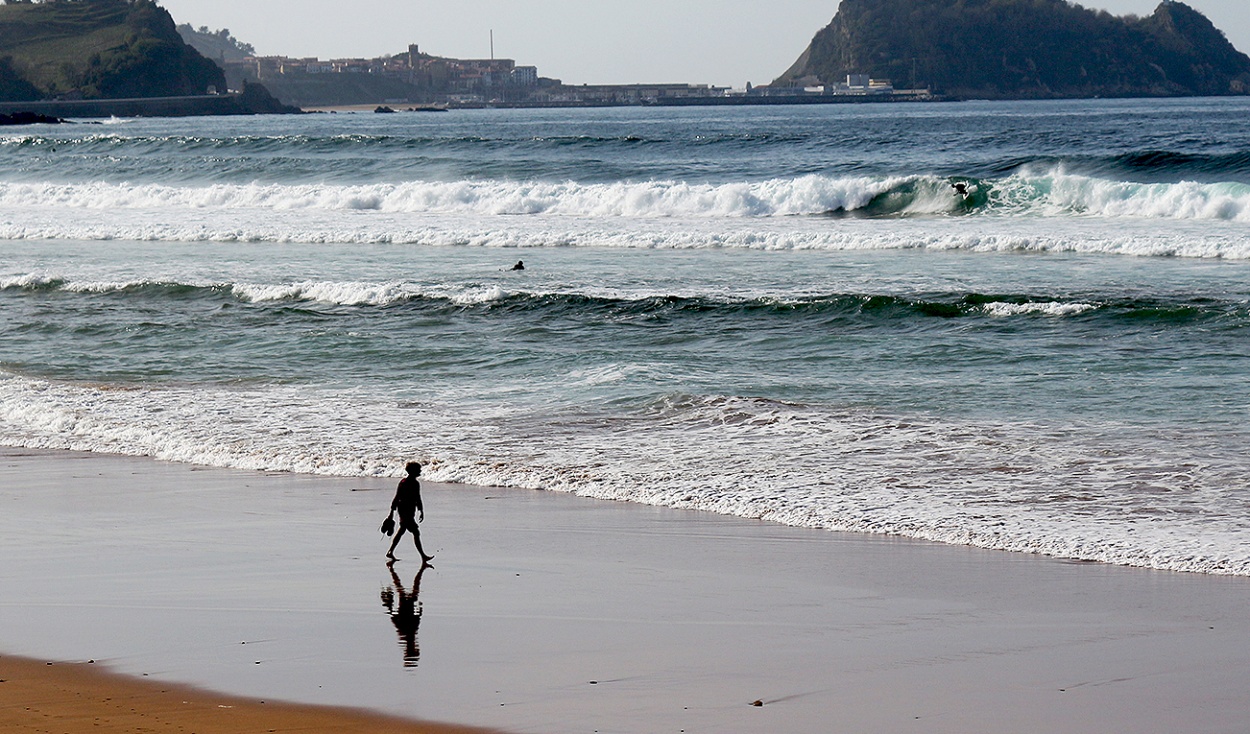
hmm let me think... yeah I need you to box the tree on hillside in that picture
[73,1,223,97]
[0,55,40,100]
[176,23,256,61]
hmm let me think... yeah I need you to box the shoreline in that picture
[3,446,1250,733]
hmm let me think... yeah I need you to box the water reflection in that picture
[381,561,426,667]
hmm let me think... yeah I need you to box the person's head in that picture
[405,461,422,477]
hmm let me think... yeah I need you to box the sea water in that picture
[2,98,1249,575]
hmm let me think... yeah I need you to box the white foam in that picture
[982,301,1097,317]
[1,275,525,308]
[1043,173,1250,221]
[0,177,896,218]
[0,272,59,289]
[450,285,508,305]
[1,175,1247,259]
[1,205,1247,259]
[232,281,418,306]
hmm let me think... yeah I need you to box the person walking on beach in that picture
[386,462,434,564]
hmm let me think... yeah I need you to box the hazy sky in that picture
[160,0,1249,88]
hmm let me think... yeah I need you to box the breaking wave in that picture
[5,274,1244,327]
[1,170,1247,221]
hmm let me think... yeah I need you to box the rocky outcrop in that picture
[774,0,1250,99]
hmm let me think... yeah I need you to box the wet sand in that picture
[2,446,1249,734]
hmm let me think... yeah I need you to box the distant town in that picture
[186,29,935,109]
[5,0,1245,121]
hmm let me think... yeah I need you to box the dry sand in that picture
[2,446,1250,734]
[0,654,496,734]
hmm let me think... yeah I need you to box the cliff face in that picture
[775,0,1250,99]
[0,0,225,101]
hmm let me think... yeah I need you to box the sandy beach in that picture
[2,446,1249,734]
[0,654,497,734]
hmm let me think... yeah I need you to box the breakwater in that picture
[0,85,297,119]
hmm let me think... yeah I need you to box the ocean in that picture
[2,98,1249,576]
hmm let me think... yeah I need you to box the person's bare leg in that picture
[413,530,434,565]
[387,527,406,559]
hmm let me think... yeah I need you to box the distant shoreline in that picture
[1,92,944,119]
[7,90,1248,121]
[0,86,297,120]
[304,93,947,114]
[448,93,944,110]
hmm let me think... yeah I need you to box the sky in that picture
[159,0,1250,88]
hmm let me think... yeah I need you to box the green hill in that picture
[0,55,40,101]
[774,0,1250,99]
[0,0,225,101]
[176,24,256,65]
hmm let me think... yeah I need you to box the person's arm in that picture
[416,482,425,523]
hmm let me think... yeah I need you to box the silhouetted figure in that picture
[952,181,970,198]
[386,462,433,564]
[381,563,426,667]
[511,260,525,271]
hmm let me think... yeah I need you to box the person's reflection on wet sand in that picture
[381,562,426,667]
